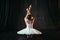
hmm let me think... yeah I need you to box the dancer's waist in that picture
[26,26,33,28]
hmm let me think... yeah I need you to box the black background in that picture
[0,0,60,40]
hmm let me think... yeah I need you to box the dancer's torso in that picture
[26,23,33,28]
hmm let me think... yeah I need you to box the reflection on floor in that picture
[17,35,43,40]
[0,29,60,40]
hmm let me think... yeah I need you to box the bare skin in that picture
[24,4,35,38]
[24,4,35,24]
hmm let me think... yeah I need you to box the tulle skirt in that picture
[17,28,42,35]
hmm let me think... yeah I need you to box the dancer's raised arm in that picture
[26,4,32,15]
[25,4,32,19]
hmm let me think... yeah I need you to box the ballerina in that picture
[17,4,42,38]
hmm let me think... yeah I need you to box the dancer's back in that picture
[26,23,33,28]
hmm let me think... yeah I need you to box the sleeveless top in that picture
[26,23,33,28]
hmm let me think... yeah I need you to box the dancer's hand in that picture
[29,4,32,10]
[26,4,32,14]
[26,8,31,14]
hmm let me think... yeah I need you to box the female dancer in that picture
[17,4,42,38]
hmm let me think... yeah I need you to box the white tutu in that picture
[17,23,42,35]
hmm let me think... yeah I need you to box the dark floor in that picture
[17,34,43,40]
[0,29,60,40]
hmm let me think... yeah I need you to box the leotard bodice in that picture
[26,23,33,28]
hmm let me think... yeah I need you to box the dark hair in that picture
[27,15,32,20]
